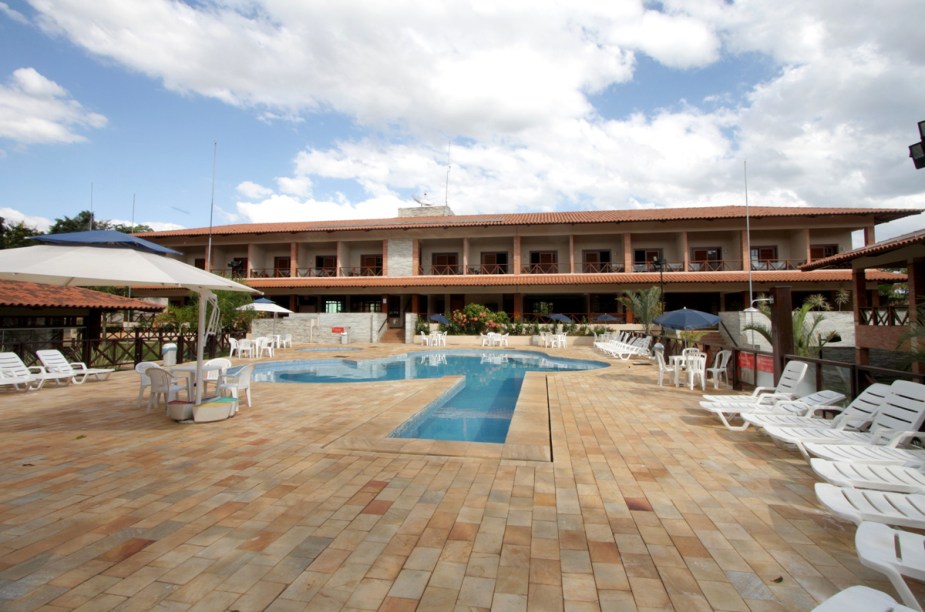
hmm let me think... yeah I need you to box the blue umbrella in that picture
[547,313,573,323]
[653,307,720,330]
[31,229,181,255]
[593,313,619,323]
[428,313,450,325]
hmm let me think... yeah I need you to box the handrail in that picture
[719,320,739,347]
[377,316,389,341]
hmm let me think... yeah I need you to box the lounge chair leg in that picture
[717,412,750,432]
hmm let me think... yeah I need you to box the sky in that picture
[1,0,924,243]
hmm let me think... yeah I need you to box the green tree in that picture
[0,217,40,249]
[618,286,663,335]
[897,305,925,367]
[155,291,258,333]
[49,210,110,234]
[112,222,154,234]
[744,294,839,357]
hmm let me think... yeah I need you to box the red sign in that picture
[756,354,774,373]
[738,352,755,370]
[332,327,344,333]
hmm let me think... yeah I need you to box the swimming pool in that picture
[252,350,606,443]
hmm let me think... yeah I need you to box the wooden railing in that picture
[859,307,909,326]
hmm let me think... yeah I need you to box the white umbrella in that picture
[0,231,257,404]
[237,298,293,336]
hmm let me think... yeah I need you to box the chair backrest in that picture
[840,383,892,419]
[711,350,732,369]
[775,361,809,395]
[688,354,707,372]
[681,347,701,358]
[135,361,160,385]
[204,358,232,381]
[230,364,255,389]
[229,338,238,350]
[0,352,33,378]
[869,380,925,434]
[146,367,172,394]
[36,350,73,374]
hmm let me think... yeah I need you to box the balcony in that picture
[298,267,338,278]
[521,263,559,274]
[340,266,383,277]
[465,264,510,274]
[582,263,625,273]
[750,259,805,271]
[859,307,909,326]
[419,264,464,276]
[248,267,292,278]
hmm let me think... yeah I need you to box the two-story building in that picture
[138,205,917,326]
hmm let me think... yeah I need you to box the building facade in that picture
[139,205,916,326]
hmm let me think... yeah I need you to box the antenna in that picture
[89,182,94,230]
[444,141,451,210]
[207,141,217,272]
[413,193,432,206]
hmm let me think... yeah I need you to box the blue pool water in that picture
[252,350,605,443]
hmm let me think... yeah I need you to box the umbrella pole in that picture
[194,288,212,405]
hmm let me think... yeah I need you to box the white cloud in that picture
[0,207,51,232]
[236,181,273,200]
[0,67,107,144]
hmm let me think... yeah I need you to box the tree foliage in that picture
[155,291,258,333]
[618,286,663,334]
[744,294,839,357]
[897,306,925,367]
[0,217,40,249]
[48,210,153,235]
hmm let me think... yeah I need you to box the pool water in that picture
[253,350,605,443]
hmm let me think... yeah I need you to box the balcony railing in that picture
[521,263,559,274]
[419,264,464,275]
[299,267,338,278]
[340,266,383,277]
[249,268,291,278]
[749,259,805,271]
[859,307,909,326]
[465,264,510,274]
[582,263,625,273]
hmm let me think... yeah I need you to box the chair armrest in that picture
[830,414,871,431]
[807,405,845,418]
[70,362,89,372]
[885,430,925,448]
[28,366,46,374]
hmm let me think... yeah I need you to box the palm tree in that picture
[744,294,839,357]
[618,287,663,335]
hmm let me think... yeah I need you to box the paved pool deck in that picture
[0,343,919,611]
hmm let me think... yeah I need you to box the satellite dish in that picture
[413,193,433,206]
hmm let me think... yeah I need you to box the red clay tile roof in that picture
[801,228,925,270]
[0,280,164,311]
[137,206,919,239]
[239,269,902,290]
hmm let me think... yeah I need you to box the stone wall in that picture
[252,312,388,344]
[387,238,414,277]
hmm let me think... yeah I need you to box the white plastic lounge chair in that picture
[744,382,890,431]
[0,351,55,390]
[218,364,254,408]
[701,359,808,406]
[815,483,925,530]
[765,381,925,448]
[146,367,187,414]
[698,389,846,432]
[36,349,114,384]
[803,442,925,467]
[784,380,925,458]
[811,585,918,612]
[812,459,925,494]
[855,521,925,611]
[705,350,732,389]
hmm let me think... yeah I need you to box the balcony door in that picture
[431,252,458,275]
[689,247,722,271]
[360,254,383,276]
[632,249,662,272]
[529,251,558,274]
[273,256,291,277]
[582,250,611,273]
[480,252,508,274]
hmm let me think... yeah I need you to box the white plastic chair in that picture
[146,367,186,414]
[135,361,160,407]
[421,331,432,346]
[236,339,254,358]
[811,585,917,612]
[811,458,925,494]
[218,364,255,408]
[203,357,232,397]
[228,337,239,357]
[256,337,274,358]
[815,483,925,529]
[705,350,732,389]
[653,345,678,387]
[480,333,491,347]
[281,334,293,348]
[686,354,707,390]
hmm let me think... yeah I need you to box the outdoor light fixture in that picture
[909,120,925,170]
[743,297,774,313]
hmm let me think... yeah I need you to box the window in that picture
[431,252,459,275]
[750,246,779,270]
[528,251,558,273]
[689,247,722,271]
[632,249,662,272]
[315,255,336,276]
[810,244,838,259]
[324,300,343,313]
[582,250,611,273]
[194,258,206,270]
[273,256,291,277]
[360,254,383,276]
[480,252,508,274]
